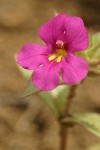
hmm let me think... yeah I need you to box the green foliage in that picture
[75,33,100,77]
[86,144,100,150]
[23,79,40,97]
[92,33,100,46]
[87,33,100,76]
[23,79,70,116]
[87,33,100,61]
[23,79,66,97]
[17,64,32,79]
[40,85,70,115]
[75,52,87,60]
[62,113,100,137]
[39,91,59,116]
[88,68,100,77]
[86,44,100,59]
[76,33,100,61]
[54,85,70,112]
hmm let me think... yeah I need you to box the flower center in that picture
[48,41,67,63]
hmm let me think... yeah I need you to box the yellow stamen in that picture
[56,55,62,62]
[48,54,57,61]
[48,49,67,63]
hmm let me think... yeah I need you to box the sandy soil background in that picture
[0,0,100,150]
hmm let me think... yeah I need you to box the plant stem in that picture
[59,84,78,150]
[59,124,68,150]
[64,84,78,114]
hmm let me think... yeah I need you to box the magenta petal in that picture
[17,43,51,70]
[62,54,89,84]
[64,16,88,52]
[38,14,69,45]
[32,62,61,91]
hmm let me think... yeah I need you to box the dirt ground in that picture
[0,0,100,150]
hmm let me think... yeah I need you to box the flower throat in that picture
[48,40,67,63]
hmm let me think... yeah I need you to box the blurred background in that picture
[0,0,100,150]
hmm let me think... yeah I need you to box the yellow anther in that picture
[48,54,57,61]
[56,55,62,63]
[48,49,67,63]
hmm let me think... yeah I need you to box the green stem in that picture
[59,84,78,150]
[59,124,68,150]
[64,84,78,114]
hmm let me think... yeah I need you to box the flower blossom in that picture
[17,14,89,91]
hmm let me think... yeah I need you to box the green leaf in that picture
[75,52,88,60]
[23,79,41,97]
[88,33,93,48]
[17,64,33,79]
[22,79,70,117]
[86,33,100,58]
[86,144,100,150]
[55,85,70,112]
[77,33,100,61]
[62,113,100,137]
[23,78,66,97]
[86,44,100,58]
[88,71,99,77]
[75,33,100,61]
[39,85,70,117]
[88,68,100,77]
[74,113,100,137]
[39,92,59,117]
[92,33,100,46]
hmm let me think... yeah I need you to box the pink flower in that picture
[17,14,89,91]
